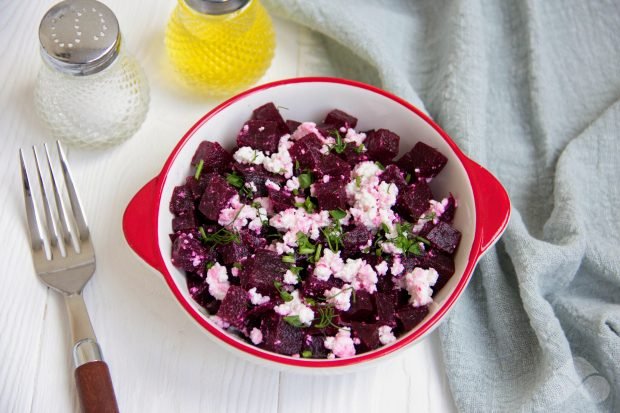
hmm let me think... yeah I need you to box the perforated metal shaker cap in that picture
[185,0,251,15]
[39,0,121,76]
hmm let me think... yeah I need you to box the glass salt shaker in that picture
[165,0,275,96]
[35,0,150,148]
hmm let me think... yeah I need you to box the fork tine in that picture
[56,141,89,241]
[33,146,64,258]
[44,143,78,252]
[19,149,48,253]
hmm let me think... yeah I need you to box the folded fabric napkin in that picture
[264,1,619,411]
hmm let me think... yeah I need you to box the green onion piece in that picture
[301,350,313,358]
[198,226,208,241]
[314,243,323,263]
[194,160,204,180]
[282,255,296,264]
[375,161,385,170]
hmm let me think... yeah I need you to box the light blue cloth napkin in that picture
[263,1,619,411]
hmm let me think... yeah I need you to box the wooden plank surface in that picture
[0,1,456,412]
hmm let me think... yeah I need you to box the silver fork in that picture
[20,141,119,413]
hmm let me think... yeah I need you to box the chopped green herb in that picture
[293,188,299,196]
[274,281,293,302]
[375,161,385,170]
[355,176,361,188]
[295,159,300,172]
[198,225,240,246]
[251,201,262,209]
[289,266,304,276]
[297,173,313,189]
[423,212,437,221]
[301,350,313,358]
[206,262,215,270]
[283,315,305,328]
[226,172,244,188]
[354,143,365,154]
[194,160,204,180]
[282,255,296,264]
[329,209,347,220]
[295,196,316,213]
[304,297,316,306]
[314,305,338,329]
[232,262,243,269]
[405,173,412,183]
[297,233,317,256]
[330,130,348,154]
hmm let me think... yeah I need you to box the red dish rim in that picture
[135,77,504,368]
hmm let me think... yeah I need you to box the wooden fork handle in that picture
[75,361,119,413]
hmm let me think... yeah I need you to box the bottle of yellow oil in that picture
[165,0,275,96]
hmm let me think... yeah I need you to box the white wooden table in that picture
[1,1,457,412]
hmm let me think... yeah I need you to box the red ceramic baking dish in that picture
[123,77,510,372]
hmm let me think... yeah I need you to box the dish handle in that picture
[466,159,511,254]
[123,177,166,273]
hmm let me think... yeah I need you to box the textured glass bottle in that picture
[165,0,275,96]
[35,0,150,148]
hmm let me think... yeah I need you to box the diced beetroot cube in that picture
[217,242,249,265]
[252,102,288,135]
[351,322,381,351]
[239,230,267,252]
[426,221,461,254]
[217,285,250,330]
[289,135,323,170]
[198,174,237,221]
[237,120,280,154]
[313,153,351,180]
[339,144,369,166]
[420,249,455,293]
[268,186,294,212]
[171,232,209,273]
[365,129,400,164]
[396,180,432,220]
[324,109,358,130]
[313,178,347,211]
[286,119,301,134]
[396,142,448,180]
[234,163,285,197]
[170,185,195,216]
[316,123,338,138]
[191,141,233,174]
[374,292,397,327]
[261,313,304,355]
[172,213,196,232]
[396,305,429,331]
[440,194,457,223]
[302,334,328,359]
[186,272,220,314]
[185,174,211,201]
[342,290,374,322]
[302,276,343,298]
[375,271,396,293]
[380,164,408,192]
[240,249,287,295]
[342,225,373,255]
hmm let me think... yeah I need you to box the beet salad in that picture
[169,103,461,359]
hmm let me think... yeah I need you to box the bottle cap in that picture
[184,0,250,15]
[39,0,121,76]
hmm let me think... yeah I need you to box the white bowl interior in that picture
[157,81,476,359]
